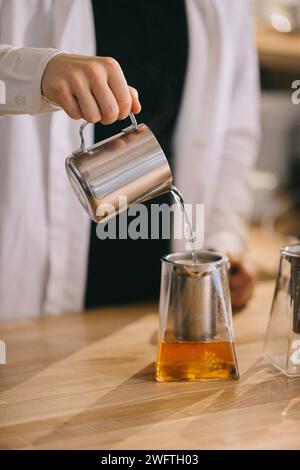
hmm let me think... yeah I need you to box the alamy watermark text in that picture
[95,196,204,250]
[0,340,6,364]
[291,80,300,104]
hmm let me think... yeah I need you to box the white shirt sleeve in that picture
[204,2,261,256]
[0,45,63,116]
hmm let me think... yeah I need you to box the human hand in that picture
[41,53,141,124]
[228,256,256,312]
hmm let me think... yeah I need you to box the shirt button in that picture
[15,95,26,106]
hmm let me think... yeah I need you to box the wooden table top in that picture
[256,29,300,72]
[0,280,300,450]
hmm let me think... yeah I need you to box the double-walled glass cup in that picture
[156,251,239,382]
[264,244,300,376]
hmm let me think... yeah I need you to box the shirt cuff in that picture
[0,47,64,115]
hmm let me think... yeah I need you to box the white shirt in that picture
[0,0,260,319]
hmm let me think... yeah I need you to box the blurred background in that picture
[247,0,300,277]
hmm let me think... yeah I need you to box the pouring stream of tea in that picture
[171,186,197,264]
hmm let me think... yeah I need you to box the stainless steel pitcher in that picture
[65,114,172,223]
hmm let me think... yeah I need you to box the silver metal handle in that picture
[77,113,138,153]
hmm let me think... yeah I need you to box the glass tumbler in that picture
[264,244,300,376]
[156,251,239,382]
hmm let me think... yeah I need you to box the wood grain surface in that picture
[1,279,300,450]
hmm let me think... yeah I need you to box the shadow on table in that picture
[31,356,300,449]
[0,307,146,394]
[180,359,300,449]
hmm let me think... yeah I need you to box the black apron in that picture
[85,0,188,307]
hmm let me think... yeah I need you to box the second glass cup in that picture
[156,251,239,382]
[264,244,300,376]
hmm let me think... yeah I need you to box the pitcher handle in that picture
[77,113,138,153]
